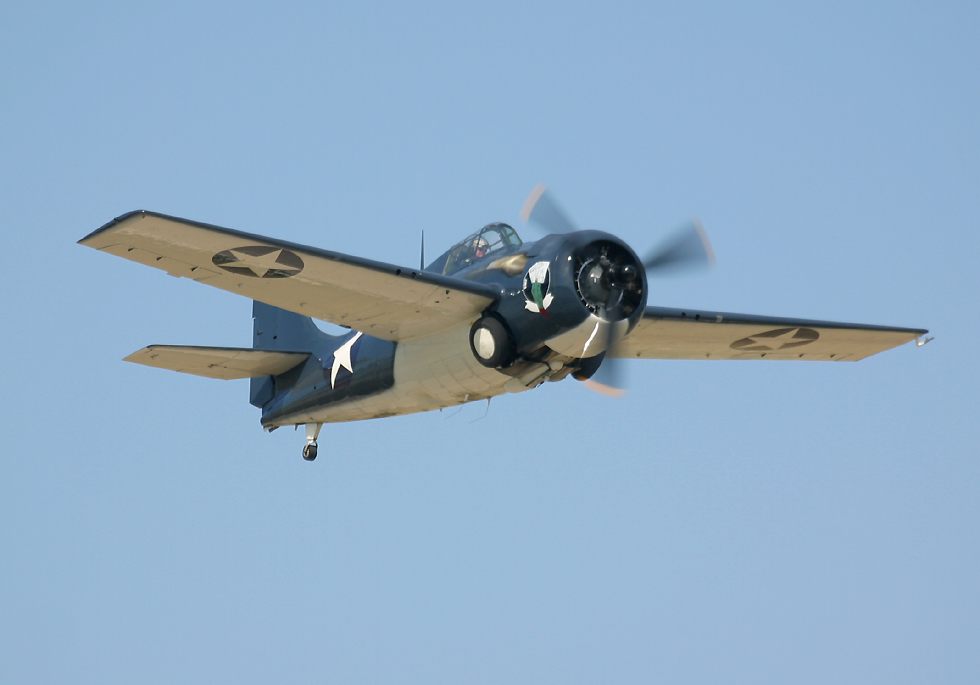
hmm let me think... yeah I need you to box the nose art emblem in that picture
[522,261,554,314]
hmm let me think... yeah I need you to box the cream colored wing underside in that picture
[614,307,927,362]
[125,345,309,380]
[80,211,498,341]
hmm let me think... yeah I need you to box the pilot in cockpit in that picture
[470,236,489,260]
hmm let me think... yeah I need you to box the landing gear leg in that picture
[302,423,322,461]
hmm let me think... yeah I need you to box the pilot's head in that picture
[472,237,489,259]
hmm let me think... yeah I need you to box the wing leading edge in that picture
[614,306,928,361]
[79,211,499,341]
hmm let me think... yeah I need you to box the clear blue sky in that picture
[3,1,978,683]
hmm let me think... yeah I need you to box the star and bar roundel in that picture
[730,327,819,352]
[212,246,304,278]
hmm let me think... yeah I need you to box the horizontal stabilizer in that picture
[124,345,309,379]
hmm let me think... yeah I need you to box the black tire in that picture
[302,443,318,461]
[469,315,515,368]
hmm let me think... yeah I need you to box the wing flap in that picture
[615,307,927,362]
[124,345,309,380]
[98,243,223,281]
[80,211,499,340]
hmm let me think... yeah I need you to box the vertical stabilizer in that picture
[250,301,332,407]
[252,300,326,351]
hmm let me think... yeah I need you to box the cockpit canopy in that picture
[428,223,523,275]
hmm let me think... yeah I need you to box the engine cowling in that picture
[540,236,646,358]
[467,231,647,368]
[572,239,644,321]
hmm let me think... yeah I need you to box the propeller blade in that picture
[583,322,627,397]
[642,219,715,273]
[520,184,578,234]
[584,373,626,397]
[518,186,714,398]
[584,353,626,397]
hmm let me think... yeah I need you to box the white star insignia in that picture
[738,327,817,351]
[222,248,300,277]
[330,332,364,388]
[745,329,797,349]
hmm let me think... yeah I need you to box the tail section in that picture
[120,301,338,411]
[252,300,327,351]
[250,301,335,407]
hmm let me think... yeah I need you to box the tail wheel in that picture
[469,315,515,368]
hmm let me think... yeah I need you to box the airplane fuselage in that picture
[259,322,531,427]
[255,228,642,429]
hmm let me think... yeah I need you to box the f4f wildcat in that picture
[79,187,928,461]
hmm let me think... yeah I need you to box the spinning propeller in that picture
[520,184,715,396]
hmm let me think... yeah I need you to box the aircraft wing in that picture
[614,306,928,361]
[79,211,499,341]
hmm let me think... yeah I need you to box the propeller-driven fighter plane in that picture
[79,187,928,460]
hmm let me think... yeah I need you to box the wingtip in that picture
[914,333,934,348]
[78,209,150,245]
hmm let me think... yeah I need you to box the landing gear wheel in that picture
[469,315,515,368]
[302,422,322,461]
